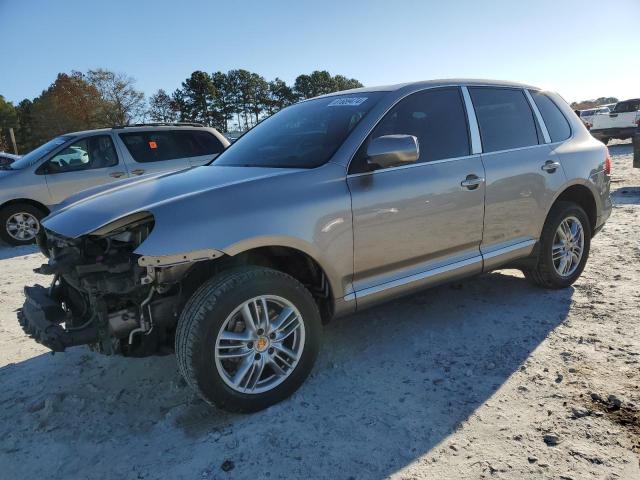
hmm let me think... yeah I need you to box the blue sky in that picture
[2,0,639,104]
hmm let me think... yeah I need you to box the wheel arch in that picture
[0,198,50,216]
[179,244,337,324]
[548,183,598,234]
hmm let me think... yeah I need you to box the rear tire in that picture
[523,202,591,289]
[175,266,322,412]
[0,203,46,246]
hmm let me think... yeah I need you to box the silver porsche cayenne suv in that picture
[19,79,612,412]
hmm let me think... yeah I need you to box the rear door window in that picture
[119,131,191,163]
[469,87,540,153]
[529,90,571,142]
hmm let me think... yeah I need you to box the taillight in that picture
[604,148,611,175]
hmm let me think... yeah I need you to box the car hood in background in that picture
[43,165,302,239]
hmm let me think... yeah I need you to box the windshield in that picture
[8,136,74,170]
[214,92,385,168]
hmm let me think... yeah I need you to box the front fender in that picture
[134,163,354,299]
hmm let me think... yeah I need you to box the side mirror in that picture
[366,135,419,170]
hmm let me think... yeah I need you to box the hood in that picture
[43,165,302,238]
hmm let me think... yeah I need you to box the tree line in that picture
[570,97,618,111]
[0,69,363,153]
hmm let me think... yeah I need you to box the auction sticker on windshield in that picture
[327,97,368,107]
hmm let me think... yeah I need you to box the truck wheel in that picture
[176,266,322,412]
[523,202,591,289]
[0,203,46,246]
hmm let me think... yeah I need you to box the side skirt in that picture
[349,239,537,311]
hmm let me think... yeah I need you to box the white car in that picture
[576,106,610,128]
[0,151,20,167]
[590,98,640,144]
[0,124,229,245]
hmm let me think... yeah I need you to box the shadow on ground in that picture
[0,242,39,260]
[0,270,572,479]
[606,142,632,157]
[612,185,640,205]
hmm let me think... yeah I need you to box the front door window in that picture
[46,136,118,173]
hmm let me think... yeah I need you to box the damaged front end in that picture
[18,212,192,356]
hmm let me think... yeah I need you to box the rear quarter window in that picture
[190,131,225,155]
[529,91,572,142]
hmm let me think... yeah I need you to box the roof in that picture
[64,124,214,138]
[318,78,541,97]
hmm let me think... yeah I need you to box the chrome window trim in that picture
[347,152,481,178]
[524,88,551,144]
[348,142,551,178]
[461,86,482,154]
[478,143,550,156]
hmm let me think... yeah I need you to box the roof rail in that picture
[112,122,205,129]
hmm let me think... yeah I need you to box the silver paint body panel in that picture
[40,80,612,318]
[348,154,486,306]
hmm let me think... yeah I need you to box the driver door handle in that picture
[109,171,126,178]
[131,169,145,176]
[460,174,485,190]
[541,160,561,173]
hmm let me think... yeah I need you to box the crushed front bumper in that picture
[18,285,98,352]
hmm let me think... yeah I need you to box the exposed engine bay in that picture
[19,214,189,356]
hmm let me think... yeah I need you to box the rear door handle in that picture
[460,174,485,190]
[109,171,126,178]
[131,169,145,176]
[541,161,561,173]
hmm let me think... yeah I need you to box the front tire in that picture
[524,201,591,289]
[175,267,322,412]
[0,203,46,246]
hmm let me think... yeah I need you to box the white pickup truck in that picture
[590,98,640,144]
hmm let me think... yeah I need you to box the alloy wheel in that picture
[5,212,40,242]
[214,295,305,394]
[552,216,584,277]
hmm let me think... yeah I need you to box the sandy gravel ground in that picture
[0,143,638,480]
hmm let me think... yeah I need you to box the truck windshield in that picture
[214,92,384,168]
[8,135,74,170]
